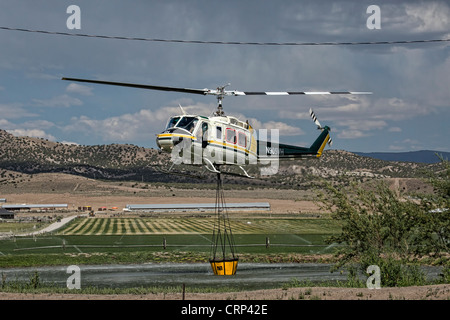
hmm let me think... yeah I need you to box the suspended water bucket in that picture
[210,258,238,276]
[209,172,239,276]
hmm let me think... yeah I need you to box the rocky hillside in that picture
[355,150,449,164]
[0,129,176,183]
[279,149,440,179]
[0,129,442,188]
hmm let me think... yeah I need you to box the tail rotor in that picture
[309,108,332,146]
[309,108,322,130]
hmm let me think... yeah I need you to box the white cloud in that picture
[0,118,15,128]
[388,127,402,132]
[372,98,429,121]
[388,138,425,151]
[62,98,220,142]
[65,108,168,142]
[7,128,56,141]
[320,96,427,122]
[337,130,371,139]
[65,83,93,96]
[0,118,54,130]
[25,73,59,80]
[335,119,387,131]
[0,103,37,119]
[404,2,450,33]
[389,145,405,151]
[32,94,83,108]
[248,118,305,136]
[20,119,55,130]
[60,141,79,145]
[159,100,214,119]
[296,95,434,140]
[1,117,58,142]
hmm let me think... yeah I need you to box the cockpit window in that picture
[175,116,198,133]
[166,116,199,133]
[166,117,180,130]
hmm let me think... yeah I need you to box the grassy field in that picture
[0,215,341,267]
[58,217,339,235]
[0,221,52,234]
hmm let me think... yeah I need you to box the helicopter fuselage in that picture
[156,114,258,167]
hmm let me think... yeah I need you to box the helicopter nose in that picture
[156,133,175,152]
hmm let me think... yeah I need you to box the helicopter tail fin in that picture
[307,126,332,158]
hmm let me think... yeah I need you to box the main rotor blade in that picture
[62,77,372,97]
[62,77,209,95]
[229,91,372,96]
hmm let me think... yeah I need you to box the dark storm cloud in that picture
[0,0,448,151]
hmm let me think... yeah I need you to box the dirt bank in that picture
[0,284,448,300]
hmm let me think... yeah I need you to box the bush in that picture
[360,254,426,287]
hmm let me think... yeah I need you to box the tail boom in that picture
[257,126,331,161]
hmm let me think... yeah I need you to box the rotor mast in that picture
[212,84,230,116]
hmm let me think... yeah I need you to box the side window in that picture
[226,129,236,144]
[238,132,247,147]
[216,126,222,140]
[201,122,209,148]
[195,122,203,141]
[202,122,208,139]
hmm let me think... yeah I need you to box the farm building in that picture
[124,202,270,213]
[1,204,68,211]
[0,207,14,219]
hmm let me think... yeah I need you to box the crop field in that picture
[0,216,341,259]
[58,217,338,236]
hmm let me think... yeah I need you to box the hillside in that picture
[355,150,449,164]
[0,129,177,183]
[0,129,442,191]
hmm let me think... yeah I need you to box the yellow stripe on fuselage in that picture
[208,140,258,158]
[316,133,330,158]
[157,133,195,140]
[208,140,245,153]
[157,133,257,157]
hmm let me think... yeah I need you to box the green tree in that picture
[319,181,419,265]
[411,155,449,262]
[318,157,449,286]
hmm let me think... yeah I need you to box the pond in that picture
[0,263,443,290]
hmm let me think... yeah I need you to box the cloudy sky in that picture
[0,0,448,152]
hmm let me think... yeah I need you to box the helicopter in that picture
[62,77,371,177]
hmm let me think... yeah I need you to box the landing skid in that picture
[156,160,254,179]
[204,159,254,179]
[154,165,206,180]
[204,158,221,174]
